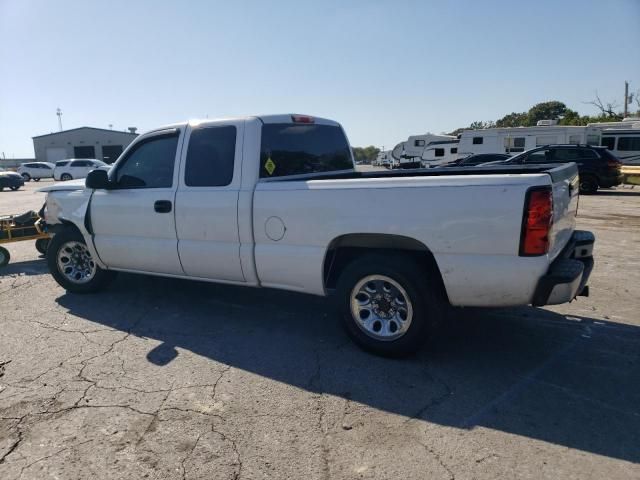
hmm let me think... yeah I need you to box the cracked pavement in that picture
[1,182,639,479]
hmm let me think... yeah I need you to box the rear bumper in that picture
[532,230,595,306]
[598,174,623,188]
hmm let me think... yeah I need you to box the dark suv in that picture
[496,145,623,194]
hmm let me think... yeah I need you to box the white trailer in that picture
[392,133,459,168]
[589,118,640,164]
[457,121,602,158]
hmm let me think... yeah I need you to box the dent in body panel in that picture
[45,190,107,269]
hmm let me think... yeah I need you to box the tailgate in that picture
[547,163,580,261]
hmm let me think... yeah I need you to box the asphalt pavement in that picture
[1,179,639,479]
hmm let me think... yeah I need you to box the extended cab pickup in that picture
[41,114,595,356]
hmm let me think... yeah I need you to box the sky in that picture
[1,0,639,157]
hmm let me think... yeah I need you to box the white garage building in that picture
[32,127,138,164]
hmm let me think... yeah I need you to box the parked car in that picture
[17,162,55,181]
[0,171,25,191]
[484,145,623,194]
[41,114,594,356]
[53,159,109,181]
[442,153,511,167]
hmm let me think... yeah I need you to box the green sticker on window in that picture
[265,157,276,176]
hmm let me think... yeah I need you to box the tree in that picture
[495,112,528,127]
[584,92,622,119]
[352,146,380,163]
[526,101,569,125]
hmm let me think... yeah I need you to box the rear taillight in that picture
[520,187,553,256]
[607,159,622,169]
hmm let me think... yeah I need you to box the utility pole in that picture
[56,108,63,131]
[624,81,629,118]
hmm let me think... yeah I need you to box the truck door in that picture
[90,128,184,275]
[174,121,245,282]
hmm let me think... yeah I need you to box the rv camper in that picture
[392,133,459,168]
[457,121,602,158]
[589,118,640,164]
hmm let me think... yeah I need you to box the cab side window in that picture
[115,134,179,189]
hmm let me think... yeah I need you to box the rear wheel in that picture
[335,254,444,357]
[0,246,9,267]
[47,228,116,293]
[60,173,72,181]
[33,178,41,182]
[10,185,20,191]
[21,173,31,182]
[579,175,598,194]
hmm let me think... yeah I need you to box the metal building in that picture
[32,127,138,164]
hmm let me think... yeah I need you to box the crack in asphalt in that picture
[416,439,455,480]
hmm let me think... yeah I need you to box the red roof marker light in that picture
[291,115,315,124]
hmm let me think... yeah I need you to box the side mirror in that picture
[86,169,111,189]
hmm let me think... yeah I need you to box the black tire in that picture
[335,253,444,357]
[21,173,31,182]
[579,175,598,194]
[47,228,116,293]
[0,246,9,267]
[35,238,51,255]
[60,173,72,181]
[10,186,20,191]
[33,178,41,182]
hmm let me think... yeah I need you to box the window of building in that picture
[115,134,178,188]
[601,137,615,150]
[504,137,526,152]
[414,139,425,147]
[450,147,458,154]
[260,124,352,178]
[102,145,124,164]
[73,146,96,158]
[472,137,483,145]
[185,126,236,187]
[568,135,581,144]
[434,148,445,157]
[618,136,640,151]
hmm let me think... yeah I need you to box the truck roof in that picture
[151,114,341,133]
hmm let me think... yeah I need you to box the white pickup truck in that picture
[41,114,595,356]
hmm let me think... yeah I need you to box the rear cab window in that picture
[184,126,236,187]
[260,122,353,178]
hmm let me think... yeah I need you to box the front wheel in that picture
[10,186,20,191]
[47,228,116,293]
[60,173,72,181]
[33,178,41,182]
[335,254,444,357]
[21,173,31,182]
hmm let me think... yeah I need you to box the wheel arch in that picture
[323,233,449,304]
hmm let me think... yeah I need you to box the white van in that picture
[457,122,601,158]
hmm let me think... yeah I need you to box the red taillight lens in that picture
[607,160,622,169]
[520,188,553,256]
[291,114,314,124]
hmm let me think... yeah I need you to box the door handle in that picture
[154,200,172,213]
